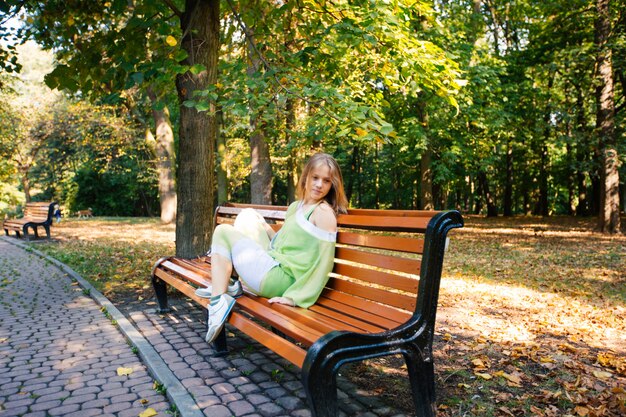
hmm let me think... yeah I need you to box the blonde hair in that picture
[297,153,349,214]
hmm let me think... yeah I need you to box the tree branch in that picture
[224,0,340,121]
[161,0,183,19]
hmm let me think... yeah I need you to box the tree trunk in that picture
[346,146,358,204]
[175,0,220,258]
[503,137,513,216]
[595,0,621,234]
[574,83,590,216]
[536,69,555,216]
[247,26,273,205]
[147,88,177,224]
[20,167,31,203]
[216,109,228,205]
[285,98,298,203]
[478,170,498,217]
[417,100,433,210]
[249,127,273,204]
[420,148,434,210]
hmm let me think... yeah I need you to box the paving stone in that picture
[247,393,272,405]
[228,399,256,416]
[256,401,286,416]
[81,397,111,409]
[202,404,234,417]
[20,411,48,417]
[47,403,81,415]
[29,399,62,412]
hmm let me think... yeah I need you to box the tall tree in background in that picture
[594,0,621,234]
[175,0,220,257]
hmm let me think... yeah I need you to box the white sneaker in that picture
[195,279,243,299]
[205,293,236,343]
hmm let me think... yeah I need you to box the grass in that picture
[30,215,626,416]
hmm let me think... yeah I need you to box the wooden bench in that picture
[2,201,57,240]
[151,203,463,417]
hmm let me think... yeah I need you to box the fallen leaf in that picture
[117,367,134,376]
[475,372,492,380]
[499,406,515,416]
[592,370,613,379]
[472,358,486,368]
[140,399,149,405]
[574,405,589,416]
[139,408,158,417]
[501,372,522,385]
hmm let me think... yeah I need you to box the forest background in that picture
[0,0,624,257]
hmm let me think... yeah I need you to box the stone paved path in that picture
[0,238,410,417]
[0,239,171,417]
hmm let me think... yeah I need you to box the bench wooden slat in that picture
[326,277,416,311]
[229,311,307,368]
[263,298,386,334]
[170,257,212,280]
[334,246,421,277]
[347,208,439,218]
[157,261,210,288]
[333,262,418,294]
[234,296,325,345]
[338,214,431,231]
[317,288,412,325]
[218,206,287,221]
[337,231,425,254]
[310,296,401,331]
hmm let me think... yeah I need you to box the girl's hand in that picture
[268,296,295,306]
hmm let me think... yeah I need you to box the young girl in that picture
[199,152,349,343]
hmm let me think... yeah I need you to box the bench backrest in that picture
[215,203,463,331]
[23,202,55,220]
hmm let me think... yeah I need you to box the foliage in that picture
[1,0,624,220]
[31,102,159,216]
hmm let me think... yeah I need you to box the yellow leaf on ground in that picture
[501,372,522,385]
[475,372,492,380]
[117,367,134,376]
[139,408,158,417]
[140,399,149,405]
[472,358,486,368]
[592,370,613,379]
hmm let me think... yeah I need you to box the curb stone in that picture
[0,236,204,417]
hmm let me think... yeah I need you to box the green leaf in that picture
[189,64,206,75]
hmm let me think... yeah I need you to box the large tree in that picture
[595,0,621,233]
[174,0,220,257]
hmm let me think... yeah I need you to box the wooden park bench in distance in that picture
[2,201,57,240]
[151,203,463,417]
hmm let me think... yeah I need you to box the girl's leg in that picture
[210,224,241,296]
[210,253,232,296]
[206,223,250,343]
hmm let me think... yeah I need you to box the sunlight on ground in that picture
[52,218,176,245]
[439,275,626,353]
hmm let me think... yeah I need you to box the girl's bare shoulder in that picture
[312,202,337,232]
